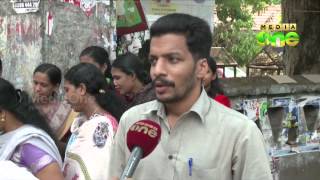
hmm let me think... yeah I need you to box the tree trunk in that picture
[282,0,320,75]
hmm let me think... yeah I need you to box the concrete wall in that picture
[221,75,320,180]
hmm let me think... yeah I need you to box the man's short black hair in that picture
[150,13,212,61]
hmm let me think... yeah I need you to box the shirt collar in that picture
[189,89,211,123]
[142,89,211,123]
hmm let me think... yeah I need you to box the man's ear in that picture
[211,73,217,81]
[129,73,137,81]
[101,63,108,75]
[196,58,209,80]
[78,83,87,96]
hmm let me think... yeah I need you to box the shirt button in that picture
[168,155,173,160]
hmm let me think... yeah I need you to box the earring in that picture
[0,112,5,122]
[0,113,5,135]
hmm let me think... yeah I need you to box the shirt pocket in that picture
[189,167,220,180]
[180,162,220,180]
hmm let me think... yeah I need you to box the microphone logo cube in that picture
[126,120,162,158]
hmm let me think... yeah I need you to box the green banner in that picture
[117,0,143,28]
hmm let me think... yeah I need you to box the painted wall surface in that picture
[0,15,42,91]
[0,0,116,92]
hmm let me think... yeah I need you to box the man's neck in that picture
[164,86,202,128]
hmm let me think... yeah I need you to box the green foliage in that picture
[231,20,262,66]
[271,0,281,4]
[213,20,262,66]
[215,0,273,23]
[213,0,277,66]
[229,29,262,66]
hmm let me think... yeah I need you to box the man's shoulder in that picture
[208,100,257,130]
[120,100,159,124]
[210,100,248,120]
[127,99,158,113]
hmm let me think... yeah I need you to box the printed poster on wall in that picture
[62,0,110,16]
[141,0,214,30]
[11,0,40,14]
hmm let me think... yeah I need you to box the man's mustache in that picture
[152,77,175,87]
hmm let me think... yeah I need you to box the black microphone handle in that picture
[120,146,143,180]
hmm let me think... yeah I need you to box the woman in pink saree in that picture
[32,63,76,142]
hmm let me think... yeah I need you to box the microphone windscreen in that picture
[126,120,161,158]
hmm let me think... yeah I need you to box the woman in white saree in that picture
[63,63,126,180]
[0,78,63,180]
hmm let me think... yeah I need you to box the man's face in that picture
[149,34,204,103]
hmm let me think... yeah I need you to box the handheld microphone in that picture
[120,120,161,180]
